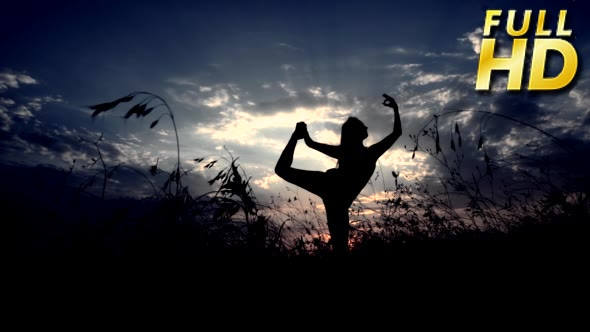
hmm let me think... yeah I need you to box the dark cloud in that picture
[1,0,588,208]
[252,89,356,115]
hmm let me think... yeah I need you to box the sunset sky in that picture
[1,0,589,206]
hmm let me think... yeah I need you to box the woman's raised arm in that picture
[368,95,402,159]
[301,123,341,159]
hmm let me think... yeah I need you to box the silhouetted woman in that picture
[275,95,401,254]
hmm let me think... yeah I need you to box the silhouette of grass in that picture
[8,93,588,257]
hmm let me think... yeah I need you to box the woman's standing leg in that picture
[324,200,350,255]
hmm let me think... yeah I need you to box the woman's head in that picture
[341,117,368,146]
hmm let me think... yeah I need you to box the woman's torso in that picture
[326,147,376,201]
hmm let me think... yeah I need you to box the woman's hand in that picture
[293,121,308,140]
[382,93,398,110]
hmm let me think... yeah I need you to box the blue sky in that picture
[1,0,589,205]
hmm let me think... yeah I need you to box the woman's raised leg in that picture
[275,124,326,197]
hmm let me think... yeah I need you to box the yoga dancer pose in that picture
[275,94,401,254]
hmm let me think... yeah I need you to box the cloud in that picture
[0,113,179,182]
[391,63,474,90]
[275,42,303,52]
[281,64,295,71]
[424,52,466,58]
[387,47,472,59]
[568,84,590,110]
[0,107,13,132]
[413,73,450,85]
[378,147,434,181]
[308,87,322,97]
[249,88,359,117]
[166,77,198,87]
[8,28,586,207]
[166,83,235,112]
[458,27,483,54]
[26,96,63,111]
[201,88,230,107]
[195,104,348,150]
[0,98,15,106]
[0,71,38,90]
[403,87,466,111]
[1,123,101,164]
[389,47,410,54]
[253,173,281,189]
[458,27,513,58]
[14,105,33,118]
[166,87,201,108]
[365,43,590,203]
[0,89,64,132]
[386,63,421,70]
[0,79,163,171]
[278,82,297,97]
